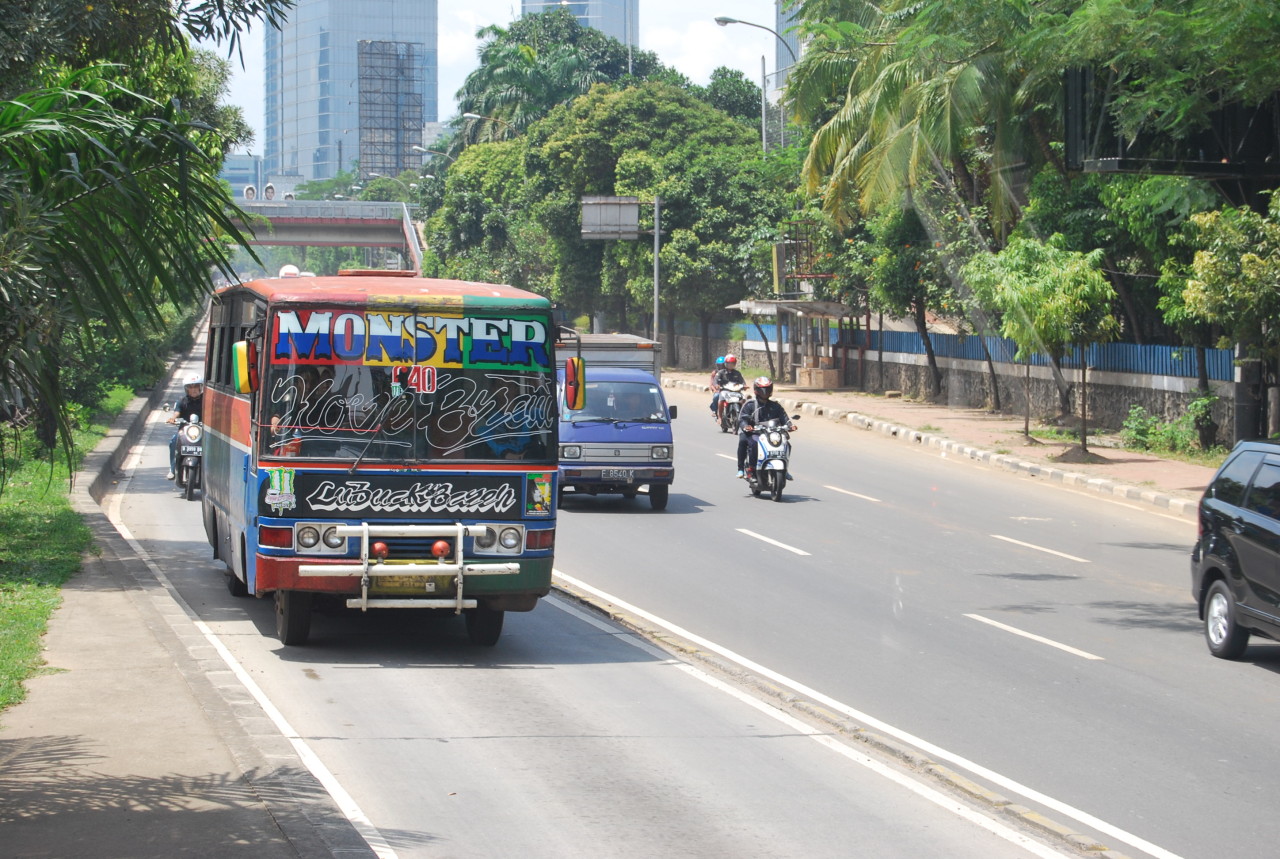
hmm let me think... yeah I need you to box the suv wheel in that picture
[1204,579,1250,660]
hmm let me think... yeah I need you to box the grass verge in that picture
[0,385,134,711]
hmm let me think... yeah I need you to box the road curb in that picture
[551,578,1135,859]
[667,378,1197,520]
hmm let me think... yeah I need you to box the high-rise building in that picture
[264,0,437,183]
[521,0,637,47]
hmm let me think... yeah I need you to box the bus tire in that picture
[649,484,669,511]
[275,590,313,646]
[466,606,504,646]
[226,568,248,598]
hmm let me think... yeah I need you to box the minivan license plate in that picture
[602,468,633,481]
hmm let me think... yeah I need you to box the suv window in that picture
[1245,462,1280,519]
[1211,450,1264,506]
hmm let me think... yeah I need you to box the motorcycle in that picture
[717,381,747,433]
[173,413,204,501]
[744,415,799,502]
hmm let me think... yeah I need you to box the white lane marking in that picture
[965,614,1105,661]
[552,570,1183,859]
[547,597,1066,858]
[736,528,811,556]
[991,534,1090,563]
[107,417,398,859]
[825,484,882,503]
[716,453,736,461]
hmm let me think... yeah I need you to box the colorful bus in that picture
[201,270,567,646]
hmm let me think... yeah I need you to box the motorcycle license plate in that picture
[602,468,634,482]
[180,446,202,455]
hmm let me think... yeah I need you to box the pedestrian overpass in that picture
[229,200,423,271]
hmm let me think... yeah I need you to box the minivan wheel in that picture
[1204,579,1250,660]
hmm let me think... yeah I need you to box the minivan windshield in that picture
[563,380,668,423]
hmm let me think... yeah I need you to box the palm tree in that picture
[455,39,605,146]
[0,67,251,471]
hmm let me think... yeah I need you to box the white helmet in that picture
[183,374,204,393]
[278,264,301,278]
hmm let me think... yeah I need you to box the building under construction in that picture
[357,41,425,180]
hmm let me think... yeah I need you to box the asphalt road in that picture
[114,407,1069,859]
[592,384,1276,859]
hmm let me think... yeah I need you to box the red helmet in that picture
[753,376,773,400]
[724,354,737,365]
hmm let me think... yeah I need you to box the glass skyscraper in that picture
[521,0,638,47]
[264,0,438,183]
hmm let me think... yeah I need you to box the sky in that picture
[215,1,785,151]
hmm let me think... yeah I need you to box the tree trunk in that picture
[980,335,1001,411]
[1079,345,1089,453]
[1102,253,1144,344]
[912,301,942,399]
[753,318,776,379]
[1048,353,1073,414]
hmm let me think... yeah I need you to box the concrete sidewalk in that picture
[0,370,372,858]
[667,371,1219,520]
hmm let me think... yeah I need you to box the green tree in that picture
[522,81,761,333]
[0,1,288,477]
[693,67,762,126]
[963,235,1120,450]
[865,206,949,398]
[454,8,666,150]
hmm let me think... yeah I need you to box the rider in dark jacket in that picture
[710,354,746,417]
[736,376,793,477]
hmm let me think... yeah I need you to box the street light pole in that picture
[653,197,662,344]
[716,16,798,151]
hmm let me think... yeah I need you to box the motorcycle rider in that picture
[166,373,205,480]
[710,353,746,419]
[736,376,794,479]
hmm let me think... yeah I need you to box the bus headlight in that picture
[322,527,345,549]
[474,526,497,550]
[650,445,670,460]
[296,525,320,548]
[560,445,581,459]
[470,524,524,555]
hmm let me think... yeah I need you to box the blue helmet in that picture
[716,356,724,365]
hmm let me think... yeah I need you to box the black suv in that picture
[1192,439,1280,658]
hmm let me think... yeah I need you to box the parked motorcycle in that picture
[744,415,799,502]
[717,381,747,433]
[173,414,204,501]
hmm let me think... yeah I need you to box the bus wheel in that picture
[649,484,669,511]
[226,569,248,598]
[465,606,504,646]
[275,590,313,646]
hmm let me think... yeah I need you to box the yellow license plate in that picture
[370,572,457,596]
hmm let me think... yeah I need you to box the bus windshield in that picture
[263,362,554,463]
[259,305,557,464]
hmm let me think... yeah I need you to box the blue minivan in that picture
[557,365,676,511]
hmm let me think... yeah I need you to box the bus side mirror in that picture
[564,357,585,411]
[233,341,259,393]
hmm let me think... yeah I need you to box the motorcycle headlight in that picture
[767,431,784,446]
[183,424,203,443]
[560,445,581,459]
[651,445,670,460]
